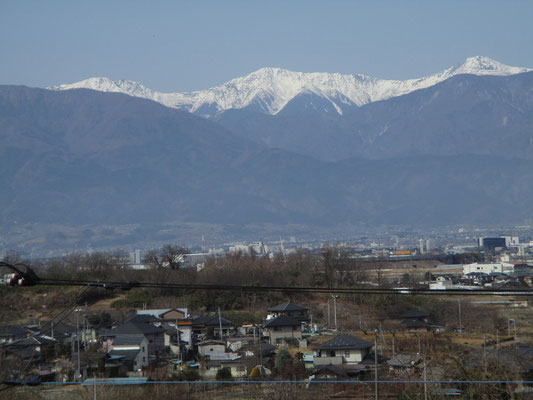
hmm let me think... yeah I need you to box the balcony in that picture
[313,356,343,366]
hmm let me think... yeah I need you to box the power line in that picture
[25,379,533,385]
[4,261,533,296]
[34,278,533,296]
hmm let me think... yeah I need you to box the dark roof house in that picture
[269,301,309,312]
[315,334,374,367]
[268,301,309,323]
[317,334,373,351]
[107,322,165,336]
[398,310,429,331]
[263,315,301,328]
[0,325,29,343]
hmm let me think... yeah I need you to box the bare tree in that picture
[143,244,187,270]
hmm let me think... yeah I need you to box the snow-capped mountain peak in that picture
[52,77,155,97]
[443,56,531,77]
[49,57,532,117]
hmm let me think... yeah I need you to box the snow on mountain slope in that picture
[49,56,531,117]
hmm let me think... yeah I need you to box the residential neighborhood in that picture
[2,233,533,398]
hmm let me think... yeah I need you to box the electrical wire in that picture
[34,278,533,296]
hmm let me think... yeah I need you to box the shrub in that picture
[216,367,232,381]
[176,369,200,381]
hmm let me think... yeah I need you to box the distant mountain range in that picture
[215,72,533,161]
[2,57,533,251]
[50,56,531,118]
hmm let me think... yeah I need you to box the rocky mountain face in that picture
[215,72,533,161]
[50,56,531,118]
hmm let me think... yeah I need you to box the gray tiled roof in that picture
[317,334,373,350]
[109,321,164,336]
[109,349,139,362]
[401,319,426,328]
[263,315,301,328]
[388,353,421,367]
[0,325,28,337]
[269,301,308,312]
[112,334,145,346]
[126,314,162,324]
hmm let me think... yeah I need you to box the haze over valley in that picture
[2,57,533,252]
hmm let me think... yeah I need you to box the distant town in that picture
[2,228,533,398]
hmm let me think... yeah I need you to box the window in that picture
[345,351,350,357]
[143,357,146,362]
[142,346,145,352]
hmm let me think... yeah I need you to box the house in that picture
[197,340,226,357]
[136,308,188,321]
[107,335,149,372]
[2,335,57,367]
[267,301,310,323]
[237,342,276,359]
[399,310,429,331]
[40,322,78,343]
[101,320,165,362]
[310,364,348,381]
[226,336,255,352]
[191,315,234,339]
[314,334,373,366]
[263,315,302,345]
[0,325,29,343]
[387,353,422,374]
[429,275,455,290]
[202,356,248,378]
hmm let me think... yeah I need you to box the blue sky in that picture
[1,0,532,92]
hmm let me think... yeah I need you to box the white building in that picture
[463,262,515,275]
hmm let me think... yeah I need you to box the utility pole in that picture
[483,335,487,375]
[218,307,223,341]
[258,325,263,370]
[458,299,462,333]
[423,356,428,400]
[327,299,331,329]
[374,335,379,400]
[332,295,338,331]
[84,302,88,350]
[75,309,81,381]
[176,320,181,363]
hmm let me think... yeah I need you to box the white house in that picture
[262,315,302,345]
[314,334,373,366]
[197,340,227,357]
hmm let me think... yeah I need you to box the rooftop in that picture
[269,301,309,312]
[263,315,301,328]
[317,334,373,350]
